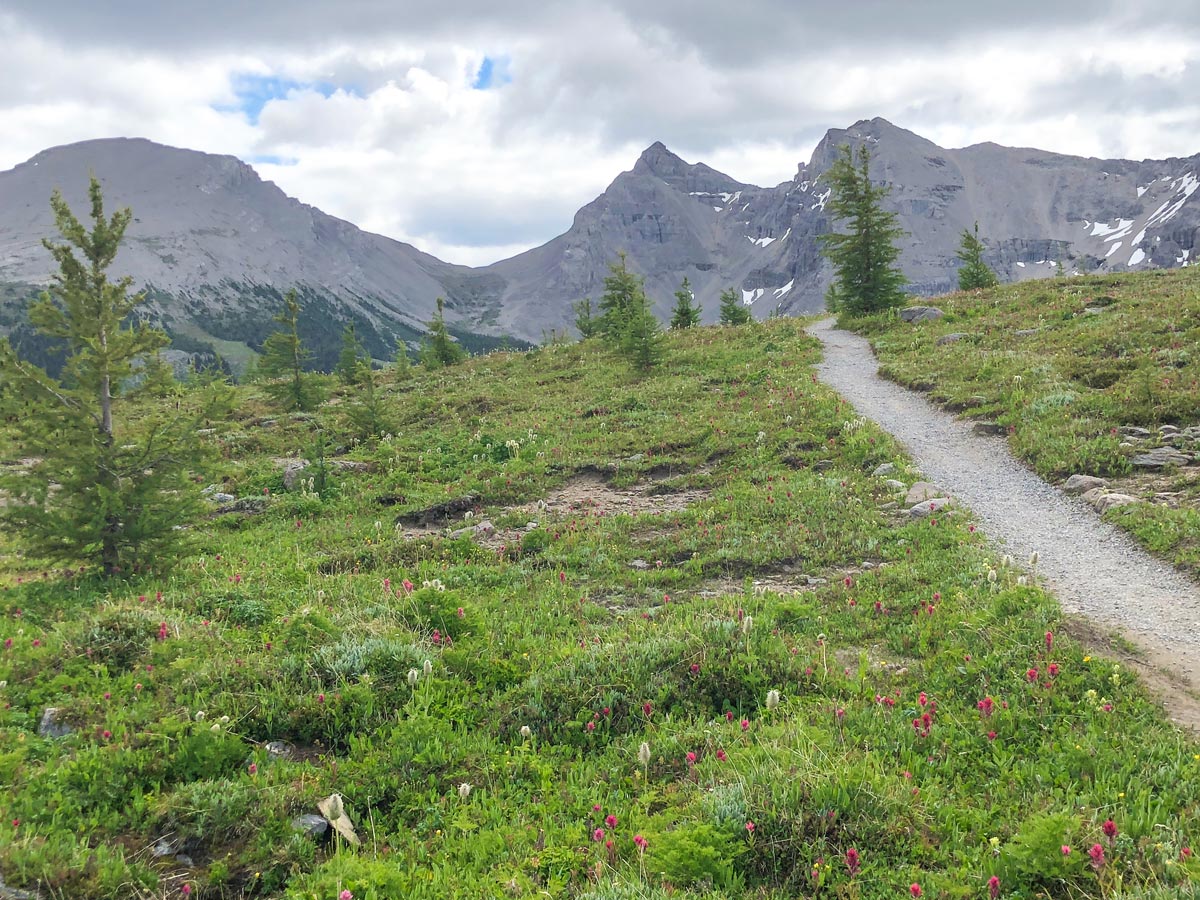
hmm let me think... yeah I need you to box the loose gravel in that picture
[809,317,1200,726]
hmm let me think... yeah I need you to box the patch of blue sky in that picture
[247,154,299,166]
[222,74,346,124]
[472,56,512,90]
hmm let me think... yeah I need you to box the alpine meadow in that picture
[2,162,1200,900]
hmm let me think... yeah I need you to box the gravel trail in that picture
[808,317,1200,727]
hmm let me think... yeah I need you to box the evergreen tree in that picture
[669,277,702,329]
[718,287,752,325]
[392,338,412,378]
[956,222,999,290]
[819,144,908,316]
[597,254,645,340]
[420,297,467,369]
[335,321,366,384]
[258,291,323,411]
[572,297,601,339]
[0,177,218,574]
[345,360,393,440]
[620,290,666,372]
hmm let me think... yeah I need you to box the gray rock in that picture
[905,482,943,505]
[972,422,1006,436]
[899,306,945,323]
[1131,446,1192,470]
[1091,492,1141,514]
[151,837,178,858]
[804,576,828,586]
[1063,474,1108,495]
[449,519,496,540]
[209,492,236,503]
[1118,426,1153,439]
[1014,328,1040,336]
[908,497,954,517]
[292,814,329,838]
[38,707,71,738]
[174,853,195,867]
[0,875,36,900]
[885,479,906,490]
[265,740,296,761]
[628,559,651,570]
[871,462,896,476]
[1159,425,1180,436]
[281,460,309,490]
[936,332,968,345]
[214,497,267,516]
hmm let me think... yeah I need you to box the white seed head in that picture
[423,659,433,676]
[457,782,472,799]
[1029,551,1039,567]
[219,715,230,724]
[210,723,221,732]
[407,668,420,686]
[520,725,532,739]
[766,689,781,710]
[1002,554,1013,568]
[194,710,206,721]
[638,742,651,767]
[987,569,997,583]
[741,615,753,635]
[1017,575,1028,586]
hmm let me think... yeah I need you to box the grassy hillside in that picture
[853,269,1200,576]
[2,319,1199,899]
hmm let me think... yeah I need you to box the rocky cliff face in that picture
[2,121,1198,354]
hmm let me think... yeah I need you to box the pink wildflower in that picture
[845,846,860,876]
[593,828,605,842]
[910,884,922,898]
[605,814,617,828]
[1089,843,1105,869]
[987,875,1000,899]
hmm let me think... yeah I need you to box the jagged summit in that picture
[2,121,1198,352]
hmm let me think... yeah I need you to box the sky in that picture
[2,2,1199,266]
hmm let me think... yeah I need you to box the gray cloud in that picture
[3,2,1199,265]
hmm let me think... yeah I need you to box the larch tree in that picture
[718,287,752,325]
[669,276,702,329]
[0,176,220,574]
[956,222,999,290]
[258,290,323,411]
[819,144,908,315]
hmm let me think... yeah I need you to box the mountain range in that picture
[1,117,1197,372]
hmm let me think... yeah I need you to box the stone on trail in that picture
[1063,474,1108,495]
[899,306,945,323]
[908,497,953,517]
[905,482,943,505]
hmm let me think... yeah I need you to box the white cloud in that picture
[2,6,1199,265]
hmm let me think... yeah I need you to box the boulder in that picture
[292,814,330,839]
[871,462,896,477]
[899,306,945,323]
[1092,492,1140,514]
[1063,474,1108,495]
[937,332,968,345]
[38,707,72,738]
[972,422,1006,436]
[908,498,953,517]
[449,519,496,540]
[1130,447,1192,470]
[885,479,906,491]
[1117,426,1152,439]
[905,482,943,505]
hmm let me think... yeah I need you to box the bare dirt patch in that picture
[509,471,710,519]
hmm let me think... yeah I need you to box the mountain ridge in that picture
[2,119,1198,359]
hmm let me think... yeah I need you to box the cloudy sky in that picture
[3,2,1198,265]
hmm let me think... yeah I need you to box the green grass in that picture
[852,269,1200,575]
[2,318,1199,899]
